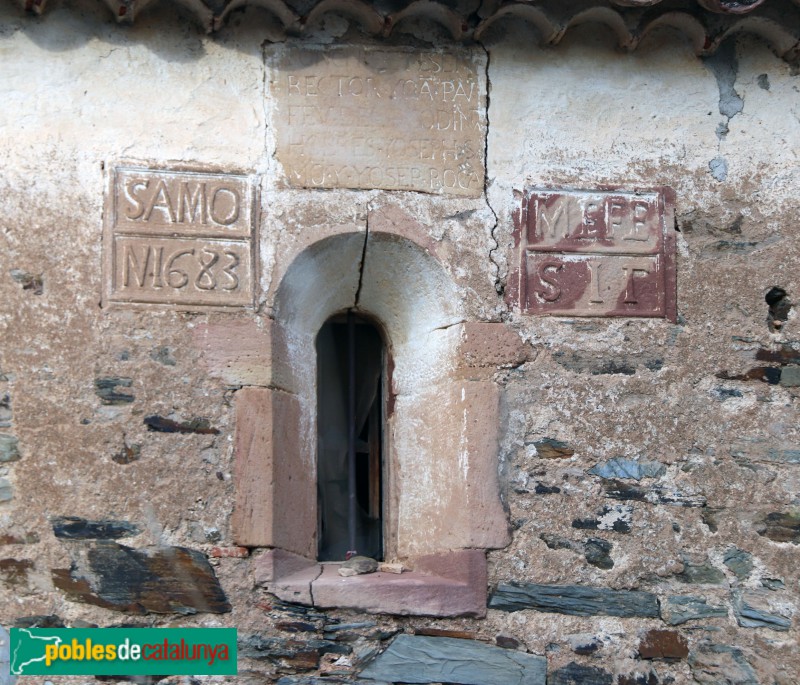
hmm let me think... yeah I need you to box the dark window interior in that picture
[316,314,383,561]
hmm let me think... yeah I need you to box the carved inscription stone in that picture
[105,168,255,308]
[271,47,485,197]
[507,188,677,320]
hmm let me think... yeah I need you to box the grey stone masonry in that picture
[489,583,659,618]
[359,635,546,685]
[660,596,728,625]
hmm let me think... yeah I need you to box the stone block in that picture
[52,541,230,615]
[732,590,791,631]
[589,457,665,480]
[271,47,485,197]
[723,547,753,580]
[779,365,800,386]
[456,322,530,374]
[532,438,574,459]
[676,559,726,585]
[548,662,612,685]
[638,629,688,660]
[688,643,758,685]
[756,511,800,543]
[395,381,510,556]
[660,596,728,625]
[193,318,273,386]
[231,387,315,558]
[358,635,546,685]
[489,582,659,618]
[94,377,134,405]
[51,516,140,540]
[0,479,12,503]
[0,435,19,463]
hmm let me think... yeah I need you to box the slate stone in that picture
[732,590,791,631]
[0,394,11,429]
[589,458,665,481]
[150,346,177,366]
[688,643,758,685]
[660,596,728,625]
[779,365,800,387]
[358,635,546,685]
[52,516,140,540]
[676,561,726,585]
[646,487,706,508]
[95,377,135,405]
[761,578,784,591]
[584,538,614,570]
[723,548,753,580]
[534,483,561,494]
[144,415,219,435]
[617,674,659,685]
[52,541,230,614]
[532,438,574,459]
[240,634,350,670]
[0,479,12,503]
[603,480,646,501]
[0,626,16,685]
[548,661,612,685]
[553,352,661,375]
[489,583,659,618]
[540,533,581,553]
[0,435,19,463]
[731,439,800,465]
[13,615,65,628]
[756,511,800,543]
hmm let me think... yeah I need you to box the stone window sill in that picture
[256,548,487,618]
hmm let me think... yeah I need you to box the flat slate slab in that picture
[660,595,728,625]
[489,583,659,618]
[359,635,546,685]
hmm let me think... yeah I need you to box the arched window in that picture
[316,312,384,561]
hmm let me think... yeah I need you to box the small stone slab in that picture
[359,635,546,685]
[732,590,791,631]
[94,377,135,405]
[52,516,140,540]
[338,556,379,577]
[660,596,728,625]
[688,643,758,685]
[676,560,726,585]
[52,541,230,615]
[0,479,12,503]
[489,583,659,618]
[589,458,665,481]
[0,435,20,463]
[756,512,800,543]
[638,629,688,661]
[549,662,612,685]
[723,548,753,580]
[532,438,574,459]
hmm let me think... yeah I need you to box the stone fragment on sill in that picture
[258,548,488,618]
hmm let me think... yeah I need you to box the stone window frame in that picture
[194,206,528,617]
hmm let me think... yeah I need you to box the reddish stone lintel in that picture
[260,549,487,618]
[507,187,677,322]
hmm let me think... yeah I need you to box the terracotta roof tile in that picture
[16,0,800,61]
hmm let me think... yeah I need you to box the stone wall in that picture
[1,2,799,684]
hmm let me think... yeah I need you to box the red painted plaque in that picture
[507,188,676,321]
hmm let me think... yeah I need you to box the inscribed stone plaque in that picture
[271,47,485,197]
[507,188,676,320]
[105,167,255,309]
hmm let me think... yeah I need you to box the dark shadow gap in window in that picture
[316,314,384,562]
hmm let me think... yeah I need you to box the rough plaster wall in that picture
[0,4,799,684]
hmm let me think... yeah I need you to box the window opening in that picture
[316,311,384,562]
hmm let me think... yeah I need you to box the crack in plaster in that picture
[479,43,502,297]
[703,39,744,182]
[354,212,369,309]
